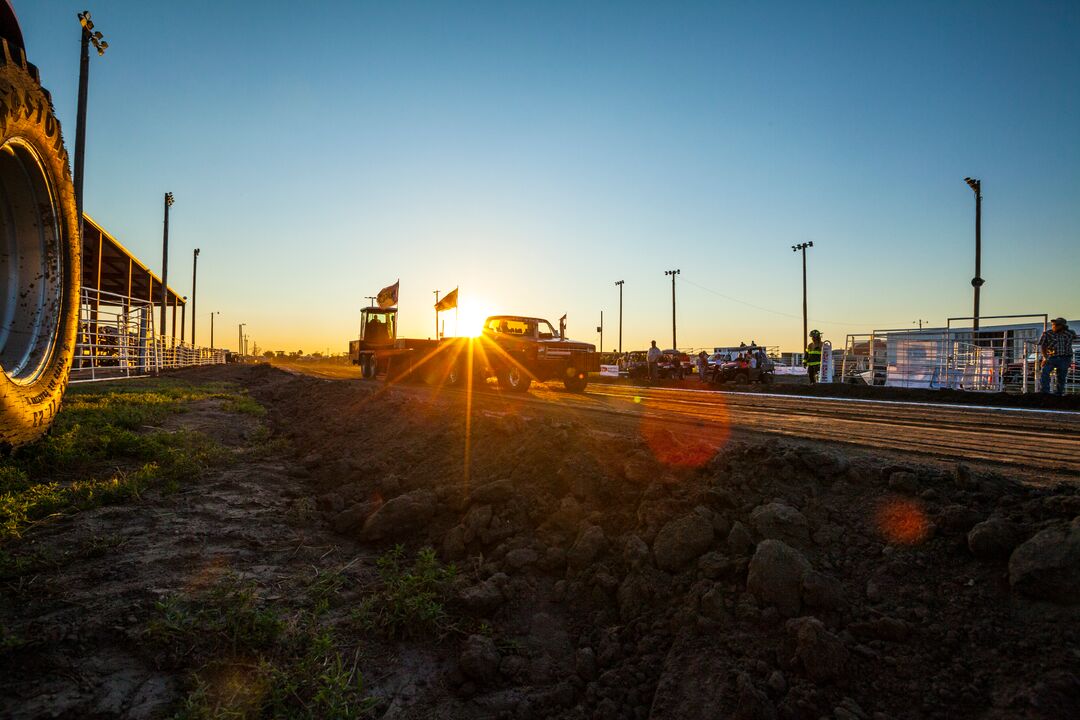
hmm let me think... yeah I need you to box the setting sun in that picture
[452,298,491,337]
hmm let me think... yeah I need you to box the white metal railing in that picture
[838,327,1078,394]
[70,288,225,383]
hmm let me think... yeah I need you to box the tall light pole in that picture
[615,280,624,353]
[191,248,200,346]
[792,242,813,348]
[73,11,107,232]
[597,311,603,354]
[160,192,174,338]
[665,269,680,350]
[964,177,984,334]
[238,323,245,358]
[210,311,220,350]
[433,290,440,339]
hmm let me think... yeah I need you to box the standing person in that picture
[696,351,708,383]
[1038,317,1076,396]
[647,340,662,382]
[805,330,823,384]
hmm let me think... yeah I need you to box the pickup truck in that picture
[349,309,599,392]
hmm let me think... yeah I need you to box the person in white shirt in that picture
[647,340,663,381]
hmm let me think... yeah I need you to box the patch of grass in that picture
[0,378,256,543]
[308,570,347,616]
[221,393,265,418]
[148,573,375,719]
[174,650,374,720]
[0,534,125,582]
[0,430,230,542]
[352,545,458,640]
[147,574,285,658]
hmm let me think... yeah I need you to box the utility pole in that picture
[238,323,245,358]
[964,177,984,334]
[792,242,814,348]
[664,270,680,350]
[913,319,927,330]
[615,280,624,353]
[73,12,107,233]
[365,296,377,307]
[191,248,200,346]
[433,290,440,339]
[597,311,603,354]
[210,311,220,350]
[160,193,174,339]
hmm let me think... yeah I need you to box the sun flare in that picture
[452,298,490,337]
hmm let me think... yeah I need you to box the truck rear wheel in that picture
[497,366,530,392]
[0,42,80,450]
[563,374,588,392]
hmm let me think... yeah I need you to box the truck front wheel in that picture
[497,366,531,392]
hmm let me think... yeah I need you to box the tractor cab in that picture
[360,307,397,347]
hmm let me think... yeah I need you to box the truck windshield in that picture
[538,321,558,339]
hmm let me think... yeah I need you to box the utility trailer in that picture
[349,307,599,392]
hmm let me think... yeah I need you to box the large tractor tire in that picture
[0,38,80,450]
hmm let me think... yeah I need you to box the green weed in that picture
[147,574,285,658]
[222,394,265,417]
[352,545,458,640]
[151,573,375,719]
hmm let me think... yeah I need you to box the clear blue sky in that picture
[17,1,1080,353]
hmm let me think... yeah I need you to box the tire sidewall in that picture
[0,52,79,449]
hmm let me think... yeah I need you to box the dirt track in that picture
[272,360,1080,477]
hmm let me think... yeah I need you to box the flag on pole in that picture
[435,287,458,312]
[377,280,399,308]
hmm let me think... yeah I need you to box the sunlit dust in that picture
[636,397,730,468]
[876,496,931,545]
[198,659,269,716]
[184,556,228,593]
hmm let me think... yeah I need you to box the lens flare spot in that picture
[633,396,642,404]
[876,497,931,545]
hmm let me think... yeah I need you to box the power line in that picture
[680,276,903,329]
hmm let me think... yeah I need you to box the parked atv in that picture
[709,352,775,385]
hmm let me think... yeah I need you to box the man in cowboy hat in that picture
[1038,317,1076,395]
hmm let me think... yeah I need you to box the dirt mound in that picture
[3,365,1076,718]
[249,366,1080,719]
